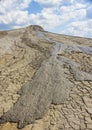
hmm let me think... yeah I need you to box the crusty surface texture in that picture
[0,25,92,130]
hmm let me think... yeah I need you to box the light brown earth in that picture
[0,25,92,130]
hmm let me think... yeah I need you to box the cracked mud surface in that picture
[0,25,92,130]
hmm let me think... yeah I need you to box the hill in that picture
[0,25,92,130]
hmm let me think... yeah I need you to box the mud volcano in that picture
[0,25,92,129]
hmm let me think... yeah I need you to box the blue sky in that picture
[0,0,92,38]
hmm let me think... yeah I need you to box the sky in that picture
[0,0,92,38]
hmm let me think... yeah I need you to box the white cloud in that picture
[27,2,87,30]
[60,20,92,38]
[34,0,61,6]
[0,0,92,38]
[60,3,86,13]
[19,0,32,9]
[0,0,32,12]
[0,0,32,25]
[0,10,29,24]
[34,0,75,7]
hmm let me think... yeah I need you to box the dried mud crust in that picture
[0,26,92,130]
[28,25,44,31]
[28,80,92,130]
[0,76,92,130]
[0,41,92,129]
[0,41,47,117]
[58,51,92,74]
[0,57,72,129]
[0,31,8,39]
[0,27,53,124]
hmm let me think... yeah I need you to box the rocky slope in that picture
[0,25,92,130]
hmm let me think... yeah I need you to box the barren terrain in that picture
[0,25,92,130]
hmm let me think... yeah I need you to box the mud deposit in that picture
[0,25,92,130]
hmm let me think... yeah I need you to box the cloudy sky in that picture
[0,0,92,38]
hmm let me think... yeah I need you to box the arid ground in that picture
[0,25,92,130]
